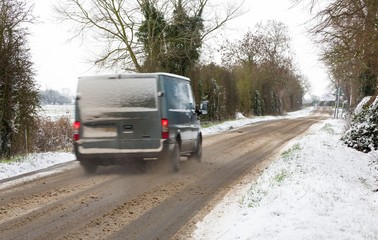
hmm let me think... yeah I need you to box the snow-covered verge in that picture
[202,107,314,135]
[193,118,378,240]
[0,152,75,181]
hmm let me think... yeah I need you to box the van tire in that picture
[172,143,181,172]
[80,161,97,174]
[189,137,202,163]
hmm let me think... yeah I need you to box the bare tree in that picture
[221,20,305,115]
[55,0,244,73]
[293,0,378,103]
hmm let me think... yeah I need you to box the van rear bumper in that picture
[74,140,173,165]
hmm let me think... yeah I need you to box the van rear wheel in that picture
[189,137,202,163]
[172,143,180,172]
[80,160,97,174]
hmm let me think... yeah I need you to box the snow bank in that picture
[0,152,75,181]
[203,107,314,135]
[193,119,378,240]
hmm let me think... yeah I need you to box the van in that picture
[73,73,208,173]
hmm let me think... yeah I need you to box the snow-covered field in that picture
[1,106,377,239]
[38,104,75,121]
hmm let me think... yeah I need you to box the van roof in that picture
[78,72,190,82]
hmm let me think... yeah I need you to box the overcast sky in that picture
[28,0,329,97]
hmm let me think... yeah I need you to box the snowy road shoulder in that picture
[0,152,75,181]
[193,118,378,240]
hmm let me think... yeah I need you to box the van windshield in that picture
[78,77,157,116]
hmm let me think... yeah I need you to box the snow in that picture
[1,106,377,239]
[78,77,158,116]
[193,118,378,240]
[38,104,75,121]
[202,107,314,135]
[354,96,372,114]
[0,152,75,181]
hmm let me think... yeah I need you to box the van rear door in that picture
[77,76,161,153]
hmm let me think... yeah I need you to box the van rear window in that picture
[78,77,157,114]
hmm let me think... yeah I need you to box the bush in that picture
[30,116,73,152]
[342,96,378,153]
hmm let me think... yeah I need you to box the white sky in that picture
[28,0,330,97]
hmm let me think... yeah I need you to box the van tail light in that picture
[161,118,169,139]
[73,121,81,141]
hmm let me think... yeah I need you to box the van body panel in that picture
[162,75,198,153]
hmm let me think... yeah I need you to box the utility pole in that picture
[334,86,340,119]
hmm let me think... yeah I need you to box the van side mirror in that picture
[198,101,208,115]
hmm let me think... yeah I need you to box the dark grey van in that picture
[73,73,207,173]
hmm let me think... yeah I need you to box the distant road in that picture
[0,113,328,240]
